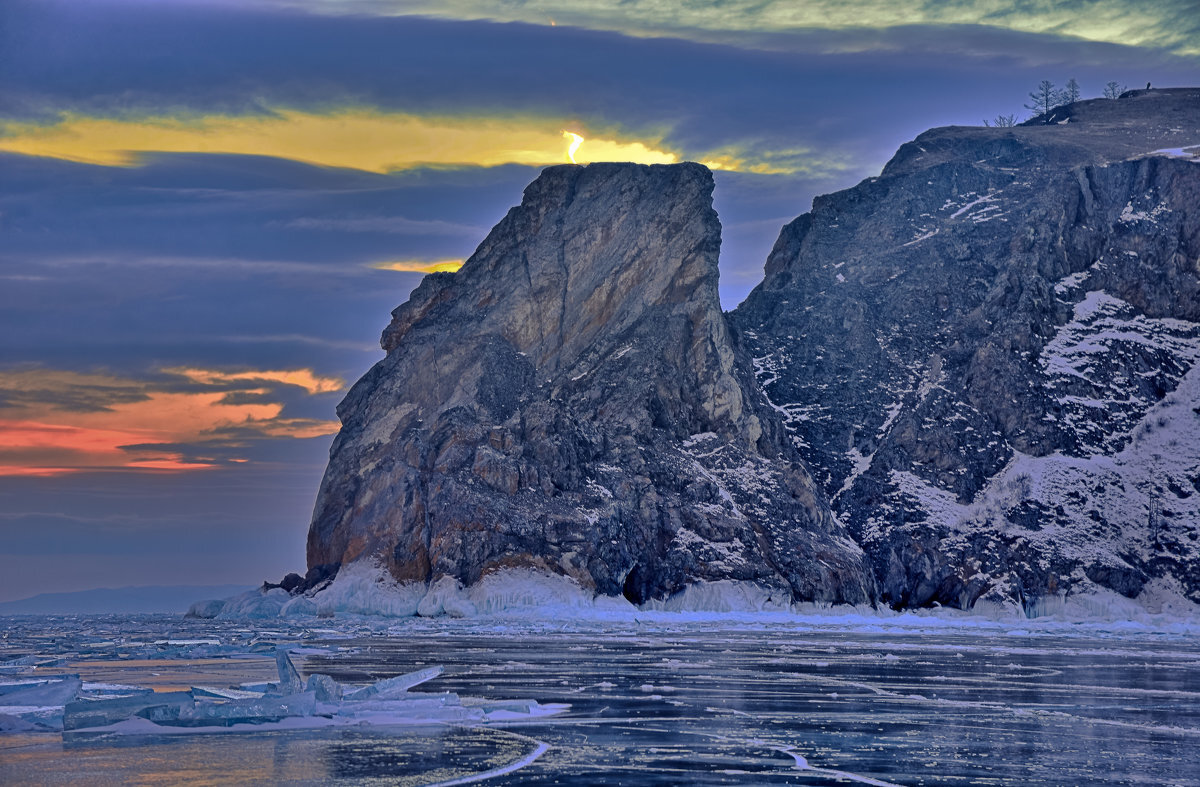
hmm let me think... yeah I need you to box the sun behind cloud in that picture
[370,259,466,274]
[0,110,680,172]
[0,108,838,175]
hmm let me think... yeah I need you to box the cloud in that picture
[0,106,862,178]
[213,333,378,352]
[165,367,345,395]
[280,215,485,236]
[0,369,151,412]
[370,259,465,273]
[269,0,1200,57]
[5,2,1195,187]
[0,367,342,476]
[0,109,685,172]
[0,419,216,476]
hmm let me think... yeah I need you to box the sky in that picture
[1,0,1197,601]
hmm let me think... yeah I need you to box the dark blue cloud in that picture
[5,0,1197,168]
[0,154,542,380]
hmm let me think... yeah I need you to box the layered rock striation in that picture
[308,162,873,605]
[733,89,1200,609]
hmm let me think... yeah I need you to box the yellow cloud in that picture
[370,259,465,274]
[0,107,832,175]
[701,145,853,176]
[0,109,682,172]
[166,367,345,395]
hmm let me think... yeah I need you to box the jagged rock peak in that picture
[307,162,874,606]
[377,162,757,446]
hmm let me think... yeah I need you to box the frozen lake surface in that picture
[2,613,1199,785]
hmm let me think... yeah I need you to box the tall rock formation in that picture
[308,162,873,605]
[733,89,1200,610]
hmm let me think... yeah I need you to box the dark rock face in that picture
[733,89,1200,609]
[308,162,873,605]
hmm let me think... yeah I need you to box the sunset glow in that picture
[564,131,584,164]
[0,369,341,476]
[370,259,466,273]
[0,110,684,172]
[166,367,345,395]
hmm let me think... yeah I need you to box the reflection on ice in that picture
[2,612,1199,784]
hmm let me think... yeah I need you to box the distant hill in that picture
[0,585,253,615]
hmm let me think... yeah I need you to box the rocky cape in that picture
[234,89,1198,620]
[735,88,1200,612]
[306,162,873,607]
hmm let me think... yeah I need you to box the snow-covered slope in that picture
[734,89,1200,610]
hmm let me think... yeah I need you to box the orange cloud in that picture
[165,367,345,395]
[0,420,216,475]
[0,367,341,476]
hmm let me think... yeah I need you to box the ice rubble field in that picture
[0,647,565,736]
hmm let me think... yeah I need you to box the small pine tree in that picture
[1025,80,1062,120]
[1103,81,1126,99]
[1063,78,1081,104]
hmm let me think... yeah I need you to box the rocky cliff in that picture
[307,162,873,605]
[304,90,1199,616]
[733,88,1200,610]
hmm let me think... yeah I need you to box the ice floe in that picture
[3,648,566,736]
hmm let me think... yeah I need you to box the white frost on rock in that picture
[1117,201,1169,224]
[889,470,969,526]
[641,580,794,613]
[1038,290,1200,454]
[417,575,477,618]
[1150,145,1200,161]
[211,587,291,619]
[1053,270,1090,295]
[465,570,633,615]
[883,356,1200,613]
[219,564,639,620]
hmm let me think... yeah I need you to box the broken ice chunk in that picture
[0,713,44,732]
[275,648,303,695]
[0,676,81,707]
[343,666,443,701]
[0,655,63,671]
[161,692,318,727]
[305,674,342,703]
[191,686,265,700]
[0,680,44,698]
[478,700,537,714]
[64,691,195,731]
